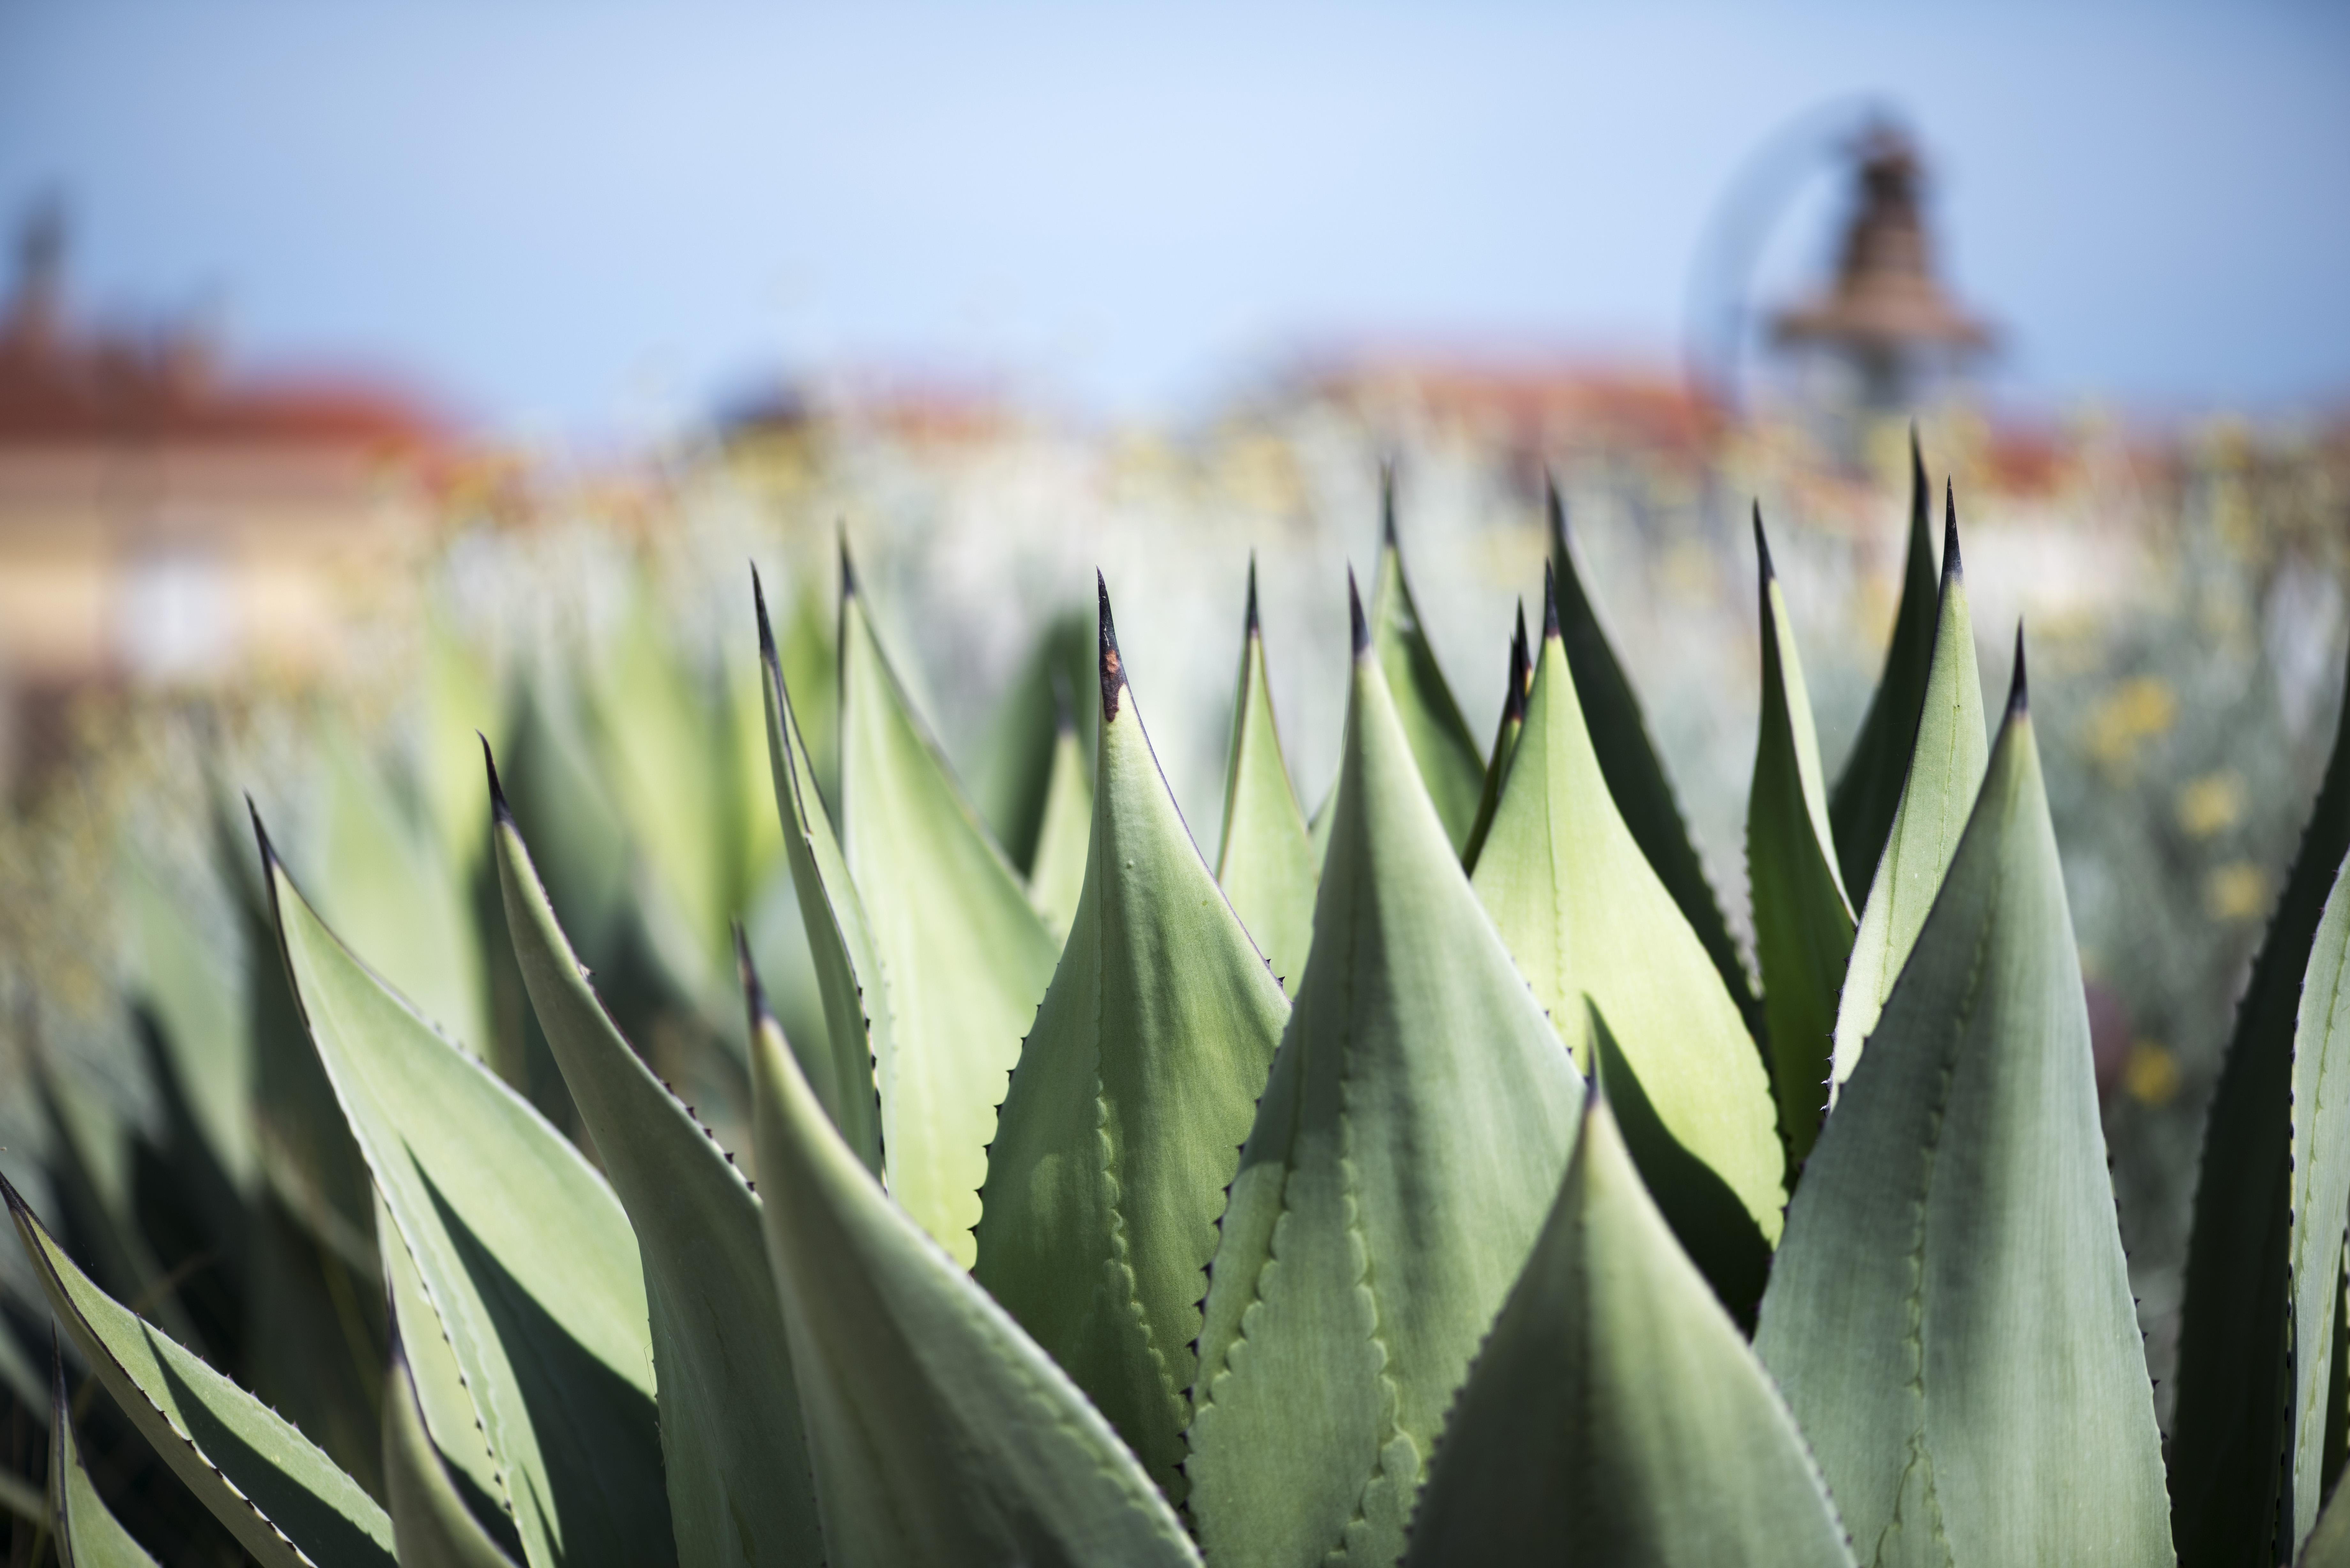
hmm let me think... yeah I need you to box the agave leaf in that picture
[1830,487,1987,1089]
[973,608,1097,875]
[384,1330,523,1568]
[379,1192,511,1548]
[6,1180,395,1568]
[491,752,826,1567]
[2172,635,2350,1568]
[1214,558,1317,993]
[1745,508,1856,1165]
[122,856,257,1194]
[757,577,886,1171]
[51,1341,160,1568]
[1369,471,1487,853]
[261,820,674,1568]
[1828,428,1943,893]
[1403,1085,1856,1567]
[1754,647,2173,1568]
[2288,858,2350,1557]
[2307,1481,2350,1568]
[836,545,1058,1264]
[315,725,491,1058]
[1186,575,1584,1568]
[1458,601,1529,875]
[1025,679,1094,940]
[975,578,1289,1503]
[1307,786,1336,872]
[1469,567,1785,1313]
[1547,480,1763,1043]
[743,946,1202,1568]
[35,1060,204,1354]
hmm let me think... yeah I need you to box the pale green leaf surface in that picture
[379,1193,510,1547]
[2289,856,2350,1558]
[1831,500,1987,1089]
[1307,784,1335,874]
[7,1182,393,1568]
[1548,483,1763,1043]
[757,581,886,1172]
[976,585,1289,1502]
[837,557,1058,1264]
[1404,1090,1855,1568]
[53,1347,161,1568]
[1370,496,1486,853]
[745,958,1202,1568]
[1754,685,2173,1568]
[1188,596,1584,1568]
[1214,562,1317,994]
[384,1338,522,1568]
[1026,708,1093,940]
[1745,513,1856,1164]
[1469,580,1785,1315]
[2171,638,2350,1567]
[972,609,1095,875]
[315,727,490,1058]
[419,618,505,884]
[493,770,826,1567]
[266,841,673,1568]
[1828,429,1942,894]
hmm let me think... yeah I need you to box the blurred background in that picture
[1,1,2346,1555]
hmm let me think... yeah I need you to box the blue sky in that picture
[2,1,2344,437]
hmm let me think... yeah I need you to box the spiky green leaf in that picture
[1215,559,1317,994]
[1548,481,1763,1042]
[492,756,825,1568]
[2172,639,2350,1568]
[973,608,1096,875]
[51,1344,160,1568]
[6,1181,393,1568]
[379,1193,512,1551]
[1745,509,1856,1164]
[1469,569,1785,1318]
[756,577,886,1171]
[1831,492,1987,1088]
[743,949,1202,1568]
[976,580,1288,1502]
[2289,857,2350,1558]
[1828,427,1943,893]
[1025,693,1094,940]
[383,1333,522,1568]
[1370,476,1487,852]
[263,826,672,1568]
[836,549,1058,1264]
[1754,659,2173,1568]
[1403,1086,1855,1568]
[1187,578,1583,1568]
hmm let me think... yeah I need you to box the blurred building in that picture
[0,204,447,781]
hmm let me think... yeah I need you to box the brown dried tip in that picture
[1752,501,1776,583]
[753,564,777,659]
[1942,479,1963,584]
[2006,621,2029,716]
[482,734,513,826]
[1097,570,1124,722]
[1348,568,1370,655]
[1542,561,1562,642]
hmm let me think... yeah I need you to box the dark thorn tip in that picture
[1347,568,1370,654]
[838,531,860,600]
[1379,458,1398,546]
[752,565,777,659]
[1097,569,1125,722]
[1244,554,1260,637]
[1513,598,1529,658]
[733,922,769,1031]
[2007,621,2029,716]
[1503,624,1530,723]
[1942,479,1963,581]
[1751,501,1776,582]
[1542,561,1562,641]
[481,734,513,825]
[246,794,280,873]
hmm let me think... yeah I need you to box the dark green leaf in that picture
[1755,656,2172,1566]
[1458,601,1528,876]
[1370,472,1487,853]
[1187,575,1583,1568]
[52,1340,161,1567]
[1024,688,1093,940]
[975,579,1289,1502]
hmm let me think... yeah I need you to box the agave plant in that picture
[10,438,2350,1568]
